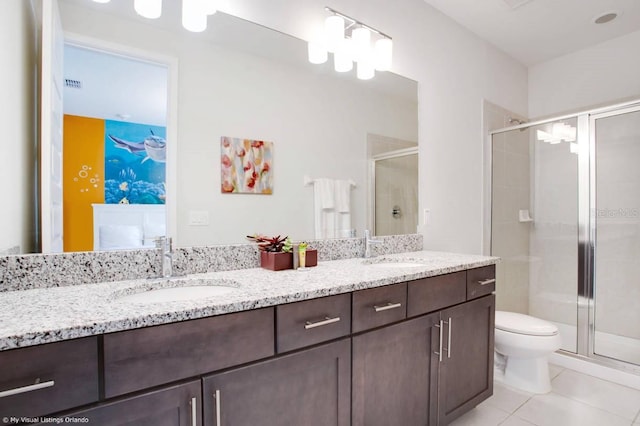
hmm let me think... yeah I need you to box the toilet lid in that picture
[495,311,558,336]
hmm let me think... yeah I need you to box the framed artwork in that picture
[221,136,273,194]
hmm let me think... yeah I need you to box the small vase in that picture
[260,251,293,271]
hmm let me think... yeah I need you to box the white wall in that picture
[59,3,418,246]
[218,0,529,254]
[529,29,640,119]
[1,0,37,254]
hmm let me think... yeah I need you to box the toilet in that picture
[494,311,561,394]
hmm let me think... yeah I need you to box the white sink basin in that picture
[115,279,239,304]
[367,262,425,268]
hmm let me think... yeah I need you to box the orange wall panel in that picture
[63,115,105,252]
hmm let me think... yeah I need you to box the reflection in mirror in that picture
[62,45,168,252]
[7,0,418,254]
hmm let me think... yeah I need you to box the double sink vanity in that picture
[0,249,497,425]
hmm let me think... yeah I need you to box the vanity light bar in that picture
[324,7,392,41]
[309,7,393,79]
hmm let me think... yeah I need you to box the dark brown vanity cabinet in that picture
[437,294,495,424]
[65,380,201,426]
[3,264,496,426]
[352,313,440,425]
[203,339,351,426]
[352,270,496,426]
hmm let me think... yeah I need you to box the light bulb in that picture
[352,27,371,62]
[357,48,375,80]
[325,15,344,53]
[308,41,328,65]
[334,38,353,73]
[182,0,207,32]
[92,0,111,3]
[134,0,162,19]
[374,38,393,71]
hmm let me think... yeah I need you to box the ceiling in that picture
[422,0,640,65]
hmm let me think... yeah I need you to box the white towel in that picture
[335,180,351,213]
[314,179,336,239]
[315,178,335,209]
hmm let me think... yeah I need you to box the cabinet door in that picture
[203,339,350,426]
[438,295,495,425]
[352,312,440,426]
[62,381,201,426]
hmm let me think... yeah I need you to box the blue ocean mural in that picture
[104,120,166,205]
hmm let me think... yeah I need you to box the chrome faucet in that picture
[364,230,383,258]
[155,237,173,278]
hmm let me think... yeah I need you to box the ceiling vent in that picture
[502,0,533,10]
[64,79,82,89]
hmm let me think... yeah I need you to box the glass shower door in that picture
[592,107,640,366]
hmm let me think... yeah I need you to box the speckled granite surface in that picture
[0,234,423,292]
[0,250,498,351]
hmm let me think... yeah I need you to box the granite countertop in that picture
[0,251,498,351]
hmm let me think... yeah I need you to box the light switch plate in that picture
[189,210,210,226]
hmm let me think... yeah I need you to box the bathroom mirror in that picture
[7,0,418,253]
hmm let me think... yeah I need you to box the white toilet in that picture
[494,311,561,394]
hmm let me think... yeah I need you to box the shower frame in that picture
[488,98,640,375]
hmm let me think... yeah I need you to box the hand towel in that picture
[335,179,352,213]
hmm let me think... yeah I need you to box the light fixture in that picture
[308,7,393,80]
[324,15,345,53]
[182,0,208,32]
[90,0,217,32]
[536,122,577,144]
[334,39,353,73]
[134,0,162,19]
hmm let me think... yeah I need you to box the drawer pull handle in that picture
[373,302,402,312]
[304,316,340,330]
[434,320,444,362]
[478,278,496,286]
[190,396,197,426]
[0,380,55,398]
[214,389,221,426]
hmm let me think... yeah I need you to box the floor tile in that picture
[449,404,510,426]
[551,369,640,420]
[548,363,564,380]
[515,392,630,426]
[499,416,537,426]
[485,382,533,414]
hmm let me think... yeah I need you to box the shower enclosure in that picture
[490,99,640,372]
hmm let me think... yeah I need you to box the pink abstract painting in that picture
[220,137,273,194]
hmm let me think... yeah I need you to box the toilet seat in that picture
[495,311,558,336]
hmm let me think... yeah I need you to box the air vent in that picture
[64,79,82,89]
[502,0,532,10]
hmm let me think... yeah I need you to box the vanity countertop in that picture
[0,251,498,351]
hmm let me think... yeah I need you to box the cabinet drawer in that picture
[407,271,466,317]
[352,283,407,333]
[104,307,274,398]
[467,265,496,300]
[277,294,351,353]
[0,337,99,418]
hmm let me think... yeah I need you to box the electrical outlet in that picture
[423,209,431,225]
[189,210,210,226]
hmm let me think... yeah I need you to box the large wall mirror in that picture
[11,0,418,254]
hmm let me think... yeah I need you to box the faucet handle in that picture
[364,229,371,239]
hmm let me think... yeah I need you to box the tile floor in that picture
[450,364,640,426]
